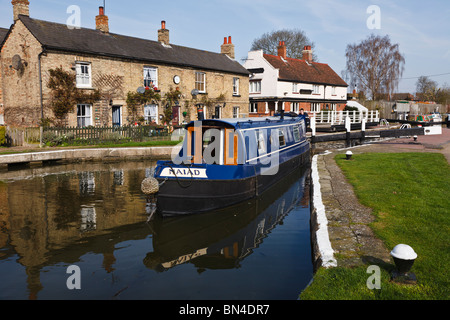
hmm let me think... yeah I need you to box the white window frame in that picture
[144,66,158,88]
[292,83,298,93]
[195,72,206,93]
[312,85,320,94]
[331,86,336,95]
[233,106,240,118]
[77,104,92,127]
[292,102,299,113]
[311,103,321,112]
[144,104,158,124]
[249,80,261,94]
[233,77,240,96]
[249,102,258,113]
[76,62,92,88]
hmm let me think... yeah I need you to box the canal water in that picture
[0,160,313,300]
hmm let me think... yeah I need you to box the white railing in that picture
[308,110,379,124]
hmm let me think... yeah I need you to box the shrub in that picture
[0,126,5,146]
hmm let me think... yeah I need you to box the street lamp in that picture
[390,244,418,285]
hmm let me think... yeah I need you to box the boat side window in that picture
[293,125,301,142]
[257,130,266,154]
[278,128,286,147]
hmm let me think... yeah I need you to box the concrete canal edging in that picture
[0,146,178,167]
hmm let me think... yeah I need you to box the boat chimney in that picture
[196,104,205,121]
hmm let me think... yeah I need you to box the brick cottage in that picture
[0,1,250,127]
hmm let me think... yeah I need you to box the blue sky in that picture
[1,0,449,94]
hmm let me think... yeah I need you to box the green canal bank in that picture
[303,127,450,300]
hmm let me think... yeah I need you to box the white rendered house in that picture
[243,42,348,116]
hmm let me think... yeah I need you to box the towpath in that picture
[313,127,450,268]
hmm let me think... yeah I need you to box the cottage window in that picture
[233,106,240,118]
[76,62,92,88]
[249,80,261,93]
[311,103,321,112]
[331,86,336,95]
[144,104,158,124]
[292,102,299,113]
[77,104,92,127]
[292,83,298,93]
[233,77,240,95]
[312,85,320,94]
[144,67,158,88]
[249,102,258,113]
[195,72,206,93]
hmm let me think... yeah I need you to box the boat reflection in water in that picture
[144,165,310,272]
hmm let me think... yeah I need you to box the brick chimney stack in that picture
[221,36,235,59]
[11,0,30,21]
[277,41,287,59]
[158,21,170,45]
[96,6,109,33]
[302,45,313,63]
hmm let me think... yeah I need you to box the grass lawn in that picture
[300,152,449,300]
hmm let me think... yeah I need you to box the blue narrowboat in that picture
[153,113,310,216]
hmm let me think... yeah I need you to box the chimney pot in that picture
[221,35,235,59]
[302,45,313,63]
[96,6,109,33]
[277,40,287,59]
[158,21,170,44]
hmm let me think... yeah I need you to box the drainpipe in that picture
[38,47,46,120]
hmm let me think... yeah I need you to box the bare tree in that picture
[345,34,405,100]
[250,29,317,61]
[415,76,439,101]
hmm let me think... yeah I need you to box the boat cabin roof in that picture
[185,115,305,131]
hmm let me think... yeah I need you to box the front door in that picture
[112,106,121,126]
[172,106,180,125]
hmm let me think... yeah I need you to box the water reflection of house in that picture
[0,162,153,299]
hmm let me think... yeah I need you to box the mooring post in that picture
[310,116,316,150]
[345,116,351,147]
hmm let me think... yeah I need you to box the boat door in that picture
[112,105,122,126]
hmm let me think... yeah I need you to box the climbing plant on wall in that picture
[47,67,101,126]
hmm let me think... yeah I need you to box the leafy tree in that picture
[345,34,405,100]
[47,67,101,126]
[251,29,317,61]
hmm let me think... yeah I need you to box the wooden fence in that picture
[2,125,174,147]
[4,126,41,147]
[43,125,173,145]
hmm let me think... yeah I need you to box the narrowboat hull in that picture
[155,142,310,216]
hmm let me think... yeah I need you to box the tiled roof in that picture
[18,15,249,76]
[263,54,347,87]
